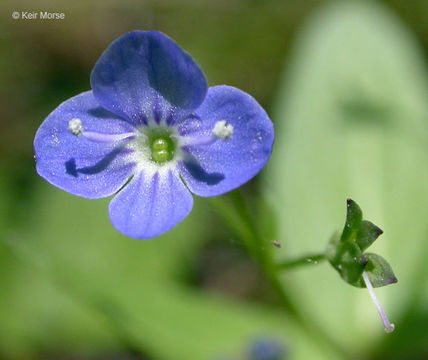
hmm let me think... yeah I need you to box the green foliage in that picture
[0,1,427,359]
[326,199,397,288]
[357,220,383,252]
[355,253,397,288]
[268,0,428,352]
[0,181,337,360]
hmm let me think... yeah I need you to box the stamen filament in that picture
[177,120,234,147]
[178,134,217,147]
[362,271,395,333]
[81,131,136,143]
[68,118,136,143]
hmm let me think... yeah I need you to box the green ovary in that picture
[150,136,175,163]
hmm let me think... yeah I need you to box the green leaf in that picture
[326,199,390,287]
[355,253,398,288]
[327,238,365,285]
[340,199,362,243]
[357,220,383,251]
[0,182,340,360]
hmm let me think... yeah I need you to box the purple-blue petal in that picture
[91,30,207,125]
[34,91,136,199]
[248,338,286,360]
[178,85,274,197]
[108,170,193,239]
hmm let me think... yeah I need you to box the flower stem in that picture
[212,191,351,358]
[277,253,326,270]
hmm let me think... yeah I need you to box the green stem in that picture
[212,191,350,359]
[277,253,326,270]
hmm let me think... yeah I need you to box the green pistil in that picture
[150,136,175,163]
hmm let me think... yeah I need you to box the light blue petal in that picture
[109,170,193,239]
[91,31,207,125]
[34,91,136,199]
[179,86,274,197]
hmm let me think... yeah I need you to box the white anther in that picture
[212,120,233,140]
[68,118,82,136]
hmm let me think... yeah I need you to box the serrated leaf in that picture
[355,253,398,288]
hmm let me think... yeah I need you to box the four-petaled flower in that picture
[34,31,274,239]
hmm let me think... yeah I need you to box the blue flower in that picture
[34,31,274,239]
[248,338,286,360]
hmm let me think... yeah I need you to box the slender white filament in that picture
[177,120,234,147]
[68,118,136,143]
[81,131,136,143]
[362,271,395,333]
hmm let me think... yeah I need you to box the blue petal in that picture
[108,170,193,239]
[248,339,286,360]
[178,86,274,197]
[91,31,207,125]
[34,91,136,199]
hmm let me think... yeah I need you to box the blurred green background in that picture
[0,0,427,359]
